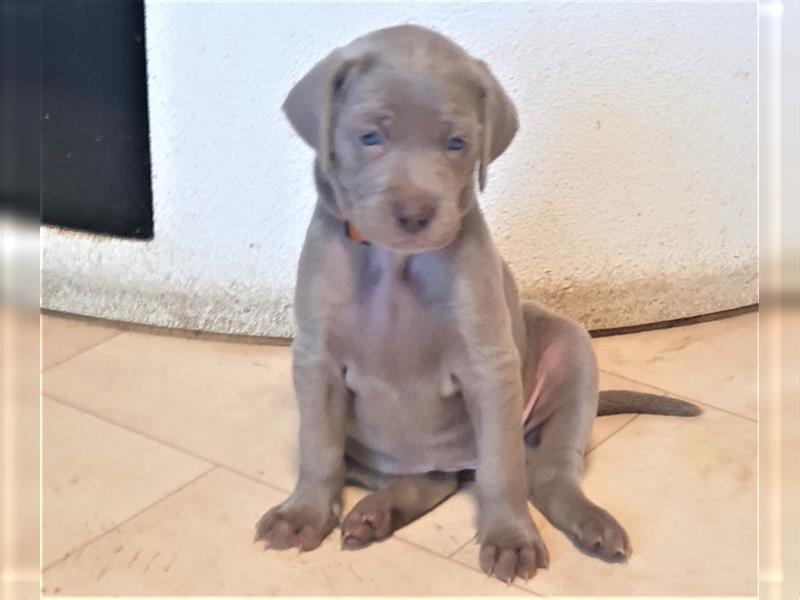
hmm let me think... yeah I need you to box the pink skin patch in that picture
[522,376,546,426]
[521,334,571,433]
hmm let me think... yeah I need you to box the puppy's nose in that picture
[392,201,437,235]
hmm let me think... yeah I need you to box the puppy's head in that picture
[283,25,518,253]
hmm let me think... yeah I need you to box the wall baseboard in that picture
[42,303,759,344]
[588,303,758,338]
[43,261,757,338]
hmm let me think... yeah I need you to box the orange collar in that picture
[344,221,370,245]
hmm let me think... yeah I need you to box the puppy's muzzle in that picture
[390,194,439,235]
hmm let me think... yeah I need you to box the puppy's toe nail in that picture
[341,534,359,549]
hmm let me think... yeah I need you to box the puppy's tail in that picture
[597,390,702,417]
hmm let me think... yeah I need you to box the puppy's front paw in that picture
[254,500,338,552]
[479,518,549,583]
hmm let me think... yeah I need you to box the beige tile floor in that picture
[41,311,757,596]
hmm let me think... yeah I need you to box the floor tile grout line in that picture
[211,465,291,495]
[586,414,639,456]
[393,536,544,596]
[446,535,477,559]
[597,368,758,423]
[42,464,217,573]
[43,393,292,496]
[41,330,125,373]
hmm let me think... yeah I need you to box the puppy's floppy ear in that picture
[473,59,519,192]
[282,50,368,173]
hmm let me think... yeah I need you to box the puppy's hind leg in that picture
[521,305,632,562]
[341,471,459,549]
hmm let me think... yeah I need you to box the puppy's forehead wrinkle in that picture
[439,100,480,120]
[346,60,473,104]
[344,79,478,136]
[343,100,392,116]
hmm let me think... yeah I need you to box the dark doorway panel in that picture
[42,0,154,239]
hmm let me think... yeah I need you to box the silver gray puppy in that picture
[255,25,700,583]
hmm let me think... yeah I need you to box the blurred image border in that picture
[2,0,41,597]
[758,1,799,599]
[1,1,798,598]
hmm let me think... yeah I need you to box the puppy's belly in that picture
[343,363,478,475]
[332,252,476,474]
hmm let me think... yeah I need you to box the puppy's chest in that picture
[323,249,476,473]
[329,253,461,397]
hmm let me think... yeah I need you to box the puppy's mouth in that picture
[347,220,456,254]
[341,195,461,253]
[384,237,450,254]
[372,229,458,254]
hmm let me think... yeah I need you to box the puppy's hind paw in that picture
[572,505,632,562]
[340,491,393,549]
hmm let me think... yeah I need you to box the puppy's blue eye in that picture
[359,132,383,146]
[447,136,465,151]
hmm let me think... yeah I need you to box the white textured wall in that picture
[43,1,757,336]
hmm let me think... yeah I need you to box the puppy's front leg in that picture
[461,346,549,582]
[254,333,345,552]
